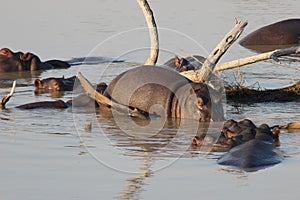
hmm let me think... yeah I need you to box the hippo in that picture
[217,139,283,171]
[215,119,283,170]
[0,48,70,72]
[163,55,206,72]
[34,76,78,91]
[104,65,224,122]
[192,118,280,151]
[239,19,300,52]
[17,82,107,109]
[192,118,283,171]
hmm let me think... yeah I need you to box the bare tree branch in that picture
[137,0,159,65]
[1,81,16,109]
[180,19,248,83]
[214,46,300,71]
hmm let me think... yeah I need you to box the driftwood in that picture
[215,46,300,71]
[0,81,16,109]
[180,19,248,83]
[225,81,300,103]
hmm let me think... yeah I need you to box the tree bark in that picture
[137,0,159,65]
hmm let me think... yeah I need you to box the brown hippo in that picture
[239,19,300,52]
[0,48,70,72]
[34,76,78,91]
[214,119,283,170]
[192,118,280,151]
[104,65,224,122]
[191,118,283,170]
[163,55,206,72]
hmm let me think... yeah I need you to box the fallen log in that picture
[225,81,300,103]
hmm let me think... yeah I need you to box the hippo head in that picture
[34,78,63,91]
[0,48,42,72]
[34,76,77,91]
[173,82,213,122]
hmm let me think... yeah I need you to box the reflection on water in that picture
[118,152,153,200]
[218,167,249,180]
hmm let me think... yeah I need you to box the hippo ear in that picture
[34,79,43,88]
[174,55,180,66]
[192,136,202,146]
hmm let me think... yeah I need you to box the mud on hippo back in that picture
[104,65,224,122]
[0,48,70,72]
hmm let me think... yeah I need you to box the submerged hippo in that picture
[17,82,107,109]
[217,139,283,170]
[191,117,283,171]
[239,19,300,52]
[104,65,224,121]
[213,119,283,170]
[0,48,70,72]
[163,55,206,72]
[34,76,78,91]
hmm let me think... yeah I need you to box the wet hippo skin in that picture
[0,48,70,72]
[217,139,283,170]
[239,19,300,52]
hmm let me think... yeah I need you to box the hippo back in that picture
[239,19,300,52]
[217,139,283,170]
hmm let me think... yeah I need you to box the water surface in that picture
[1,0,300,199]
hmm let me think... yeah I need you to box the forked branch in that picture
[215,46,300,71]
[180,19,248,83]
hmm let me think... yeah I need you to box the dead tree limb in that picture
[215,46,300,71]
[180,19,248,83]
[1,81,16,109]
[137,0,159,65]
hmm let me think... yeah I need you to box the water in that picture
[1,0,300,199]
